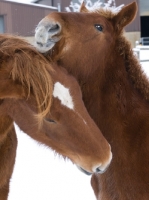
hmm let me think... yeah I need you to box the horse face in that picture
[44,66,112,175]
[35,2,137,79]
[35,11,114,78]
[0,66,112,175]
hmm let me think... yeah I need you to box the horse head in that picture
[35,2,137,79]
[1,65,112,175]
[42,65,112,175]
[0,35,112,175]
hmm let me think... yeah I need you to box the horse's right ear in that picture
[80,1,89,13]
[113,2,137,32]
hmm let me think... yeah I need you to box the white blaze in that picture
[53,82,74,110]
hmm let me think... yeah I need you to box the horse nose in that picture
[77,150,112,175]
[35,21,61,37]
[95,163,110,174]
[35,21,61,53]
[93,151,112,174]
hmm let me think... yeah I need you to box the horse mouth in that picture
[35,29,61,53]
[35,41,55,53]
[77,166,92,176]
[77,163,110,175]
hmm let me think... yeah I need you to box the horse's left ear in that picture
[80,1,89,13]
[113,2,137,32]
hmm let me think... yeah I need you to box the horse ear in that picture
[80,1,89,13]
[113,2,137,32]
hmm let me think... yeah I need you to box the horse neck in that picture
[91,52,149,200]
[79,51,148,136]
[0,114,14,144]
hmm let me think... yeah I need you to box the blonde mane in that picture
[0,34,53,117]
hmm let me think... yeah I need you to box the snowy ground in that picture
[8,51,149,200]
[8,125,96,200]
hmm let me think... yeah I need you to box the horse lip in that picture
[35,41,55,53]
[77,163,110,175]
[48,37,60,43]
[35,37,60,51]
[96,168,106,174]
[36,39,55,46]
[36,42,43,47]
[77,166,92,176]
[46,41,55,47]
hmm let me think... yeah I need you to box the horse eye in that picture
[47,119,56,123]
[95,24,103,32]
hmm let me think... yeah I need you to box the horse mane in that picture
[0,34,53,117]
[116,35,149,101]
[90,8,149,101]
[92,7,117,19]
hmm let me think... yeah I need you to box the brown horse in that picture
[0,34,52,200]
[35,2,149,199]
[0,34,112,200]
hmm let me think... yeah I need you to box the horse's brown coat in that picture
[0,35,111,199]
[35,2,149,199]
[0,34,53,200]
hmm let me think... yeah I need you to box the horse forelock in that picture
[0,34,53,117]
[93,7,117,19]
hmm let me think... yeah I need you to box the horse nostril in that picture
[95,162,111,174]
[48,24,60,33]
[96,167,102,173]
[36,42,43,47]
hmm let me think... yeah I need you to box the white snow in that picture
[65,0,124,13]
[8,124,96,200]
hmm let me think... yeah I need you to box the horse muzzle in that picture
[35,20,61,53]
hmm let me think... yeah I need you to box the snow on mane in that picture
[65,0,124,14]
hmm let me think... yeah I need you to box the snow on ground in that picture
[8,125,96,200]
[8,50,149,200]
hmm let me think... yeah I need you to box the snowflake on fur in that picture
[65,0,124,13]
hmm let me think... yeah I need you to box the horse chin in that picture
[35,42,55,53]
[77,166,92,176]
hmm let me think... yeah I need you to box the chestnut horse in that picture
[0,34,112,200]
[35,2,149,199]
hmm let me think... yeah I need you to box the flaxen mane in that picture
[0,34,53,117]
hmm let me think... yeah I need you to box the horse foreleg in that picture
[0,184,9,200]
[0,126,17,200]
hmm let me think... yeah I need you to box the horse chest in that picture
[95,164,149,200]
